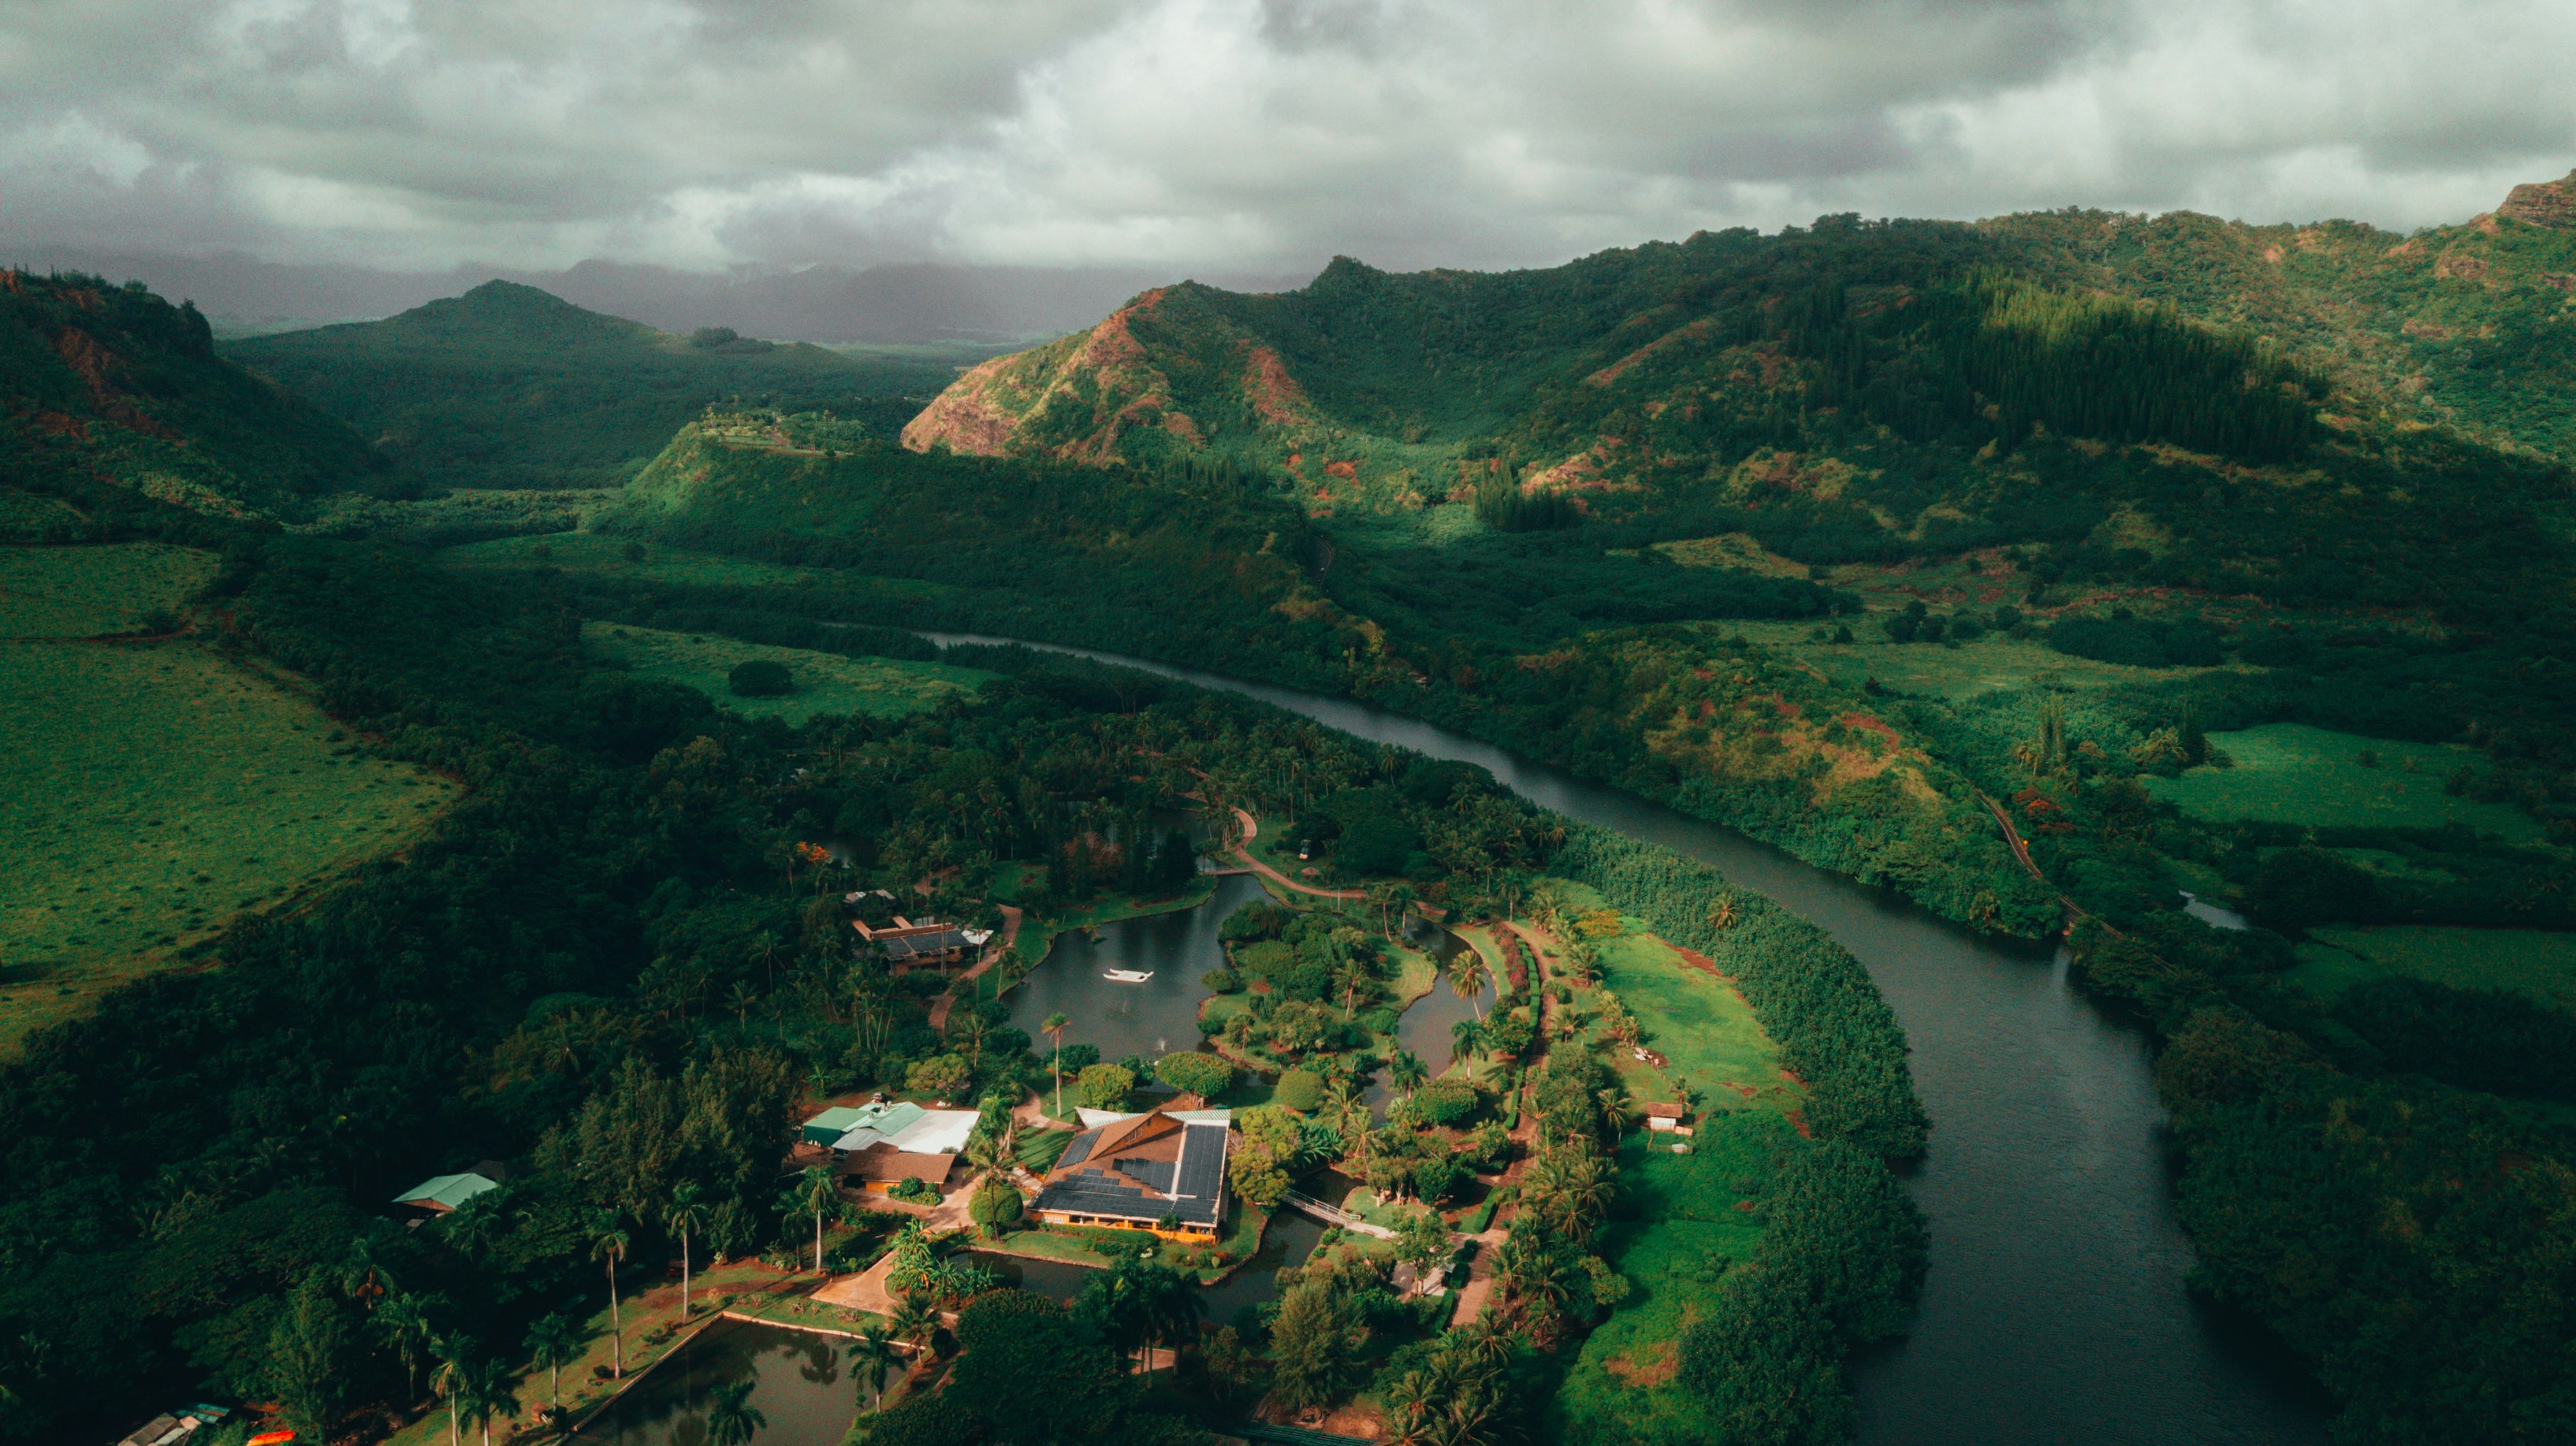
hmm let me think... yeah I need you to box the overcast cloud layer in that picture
[2,0,2571,279]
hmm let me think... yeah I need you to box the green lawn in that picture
[1531,892,1809,1444]
[2143,723,2541,839]
[0,541,216,637]
[2288,924,2576,1011]
[1551,1112,1793,1445]
[1588,925,1800,1116]
[0,633,458,1054]
[583,621,993,724]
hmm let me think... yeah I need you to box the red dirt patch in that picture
[1242,344,1307,426]
[1604,1340,1680,1387]
[1840,713,1900,742]
[1324,459,1357,479]
[31,410,87,439]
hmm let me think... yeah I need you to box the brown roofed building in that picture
[1030,1106,1230,1240]
[841,1143,960,1195]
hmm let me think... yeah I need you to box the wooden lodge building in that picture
[1030,1105,1231,1240]
[851,915,991,967]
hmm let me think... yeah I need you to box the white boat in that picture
[1101,968,1156,983]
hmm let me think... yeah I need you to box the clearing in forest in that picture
[583,621,993,725]
[0,550,458,1053]
[2144,722,2540,839]
[1547,894,1806,1444]
[0,542,218,638]
[2288,924,2576,1011]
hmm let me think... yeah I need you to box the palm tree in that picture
[1449,1017,1484,1069]
[339,1235,398,1313]
[1707,894,1740,931]
[849,1326,903,1411]
[1041,1013,1070,1117]
[728,979,760,1030]
[1388,1050,1428,1101]
[951,1009,993,1066]
[665,1182,709,1321]
[462,1355,519,1446]
[376,1290,441,1405]
[886,1293,939,1374]
[1449,952,1491,1020]
[523,1313,579,1411]
[794,1165,837,1273]
[705,1381,766,1446]
[590,1215,630,1378]
[430,1336,475,1446]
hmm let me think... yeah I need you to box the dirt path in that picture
[1975,790,2101,935]
[927,903,1024,1033]
[1229,807,1366,900]
[1446,918,1557,1328]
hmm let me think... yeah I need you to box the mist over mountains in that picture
[0,246,1305,343]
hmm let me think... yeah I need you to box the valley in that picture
[4,171,2575,1446]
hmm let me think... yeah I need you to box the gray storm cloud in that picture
[1,0,2570,276]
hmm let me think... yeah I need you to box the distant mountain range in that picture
[0,246,1306,344]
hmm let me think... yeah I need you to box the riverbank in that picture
[905,630,2330,1445]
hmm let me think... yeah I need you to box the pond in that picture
[1003,872,1271,1065]
[962,1248,1102,1304]
[923,632,2328,1446]
[576,1321,859,1446]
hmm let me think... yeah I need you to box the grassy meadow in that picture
[445,530,847,589]
[0,642,457,1053]
[2288,924,2576,1012]
[0,543,217,637]
[2144,722,2541,839]
[583,622,993,724]
[1548,896,1806,1444]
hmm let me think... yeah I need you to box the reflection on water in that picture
[579,1322,857,1446]
[1197,1209,1327,1326]
[921,631,2328,1446]
[1003,874,1271,1065]
[963,1249,1100,1303]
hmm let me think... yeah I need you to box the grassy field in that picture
[584,622,993,725]
[2143,722,2541,839]
[1551,1111,1796,1445]
[2288,924,2576,1011]
[1544,897,1806,1444]
[0,634,458,1054]
[0,542,216,637]
[1732,618,2212,702]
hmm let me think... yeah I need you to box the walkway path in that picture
[927,903,1024,1033]
[1230,807,1366,901]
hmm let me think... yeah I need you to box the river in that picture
[923,633,2328,1445]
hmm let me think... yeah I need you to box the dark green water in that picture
[577,1321,862,1446]
[924,633,2328,1445]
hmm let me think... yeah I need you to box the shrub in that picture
[1201,968,1242,993]
[1154,1051,1235,1098]
[727,659,793,697]
[1273,1068,1325,1112]
[1075,1062,1135,1110]
[970,1175,1024,1237]
[906,1053,972,1101]
[1404,1080,1480,1126]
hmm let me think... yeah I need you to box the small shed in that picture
[802,1106,873,1147]
[393,1173,500,1214]
[1641,1101,1690,1133]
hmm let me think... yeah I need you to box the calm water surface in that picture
[579,1321,858,1446]
[925,631,2328,1446]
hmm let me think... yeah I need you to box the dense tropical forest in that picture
[6,168,2576,1446]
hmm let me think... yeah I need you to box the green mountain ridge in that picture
[225,280,951,491]
[1,268,382,525]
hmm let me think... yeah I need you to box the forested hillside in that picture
[2,269,382,522]
[225,281,958,490]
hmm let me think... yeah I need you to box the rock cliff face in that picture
[2499,169,2576,229]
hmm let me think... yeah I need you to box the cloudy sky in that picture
[2,0,2570,279]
